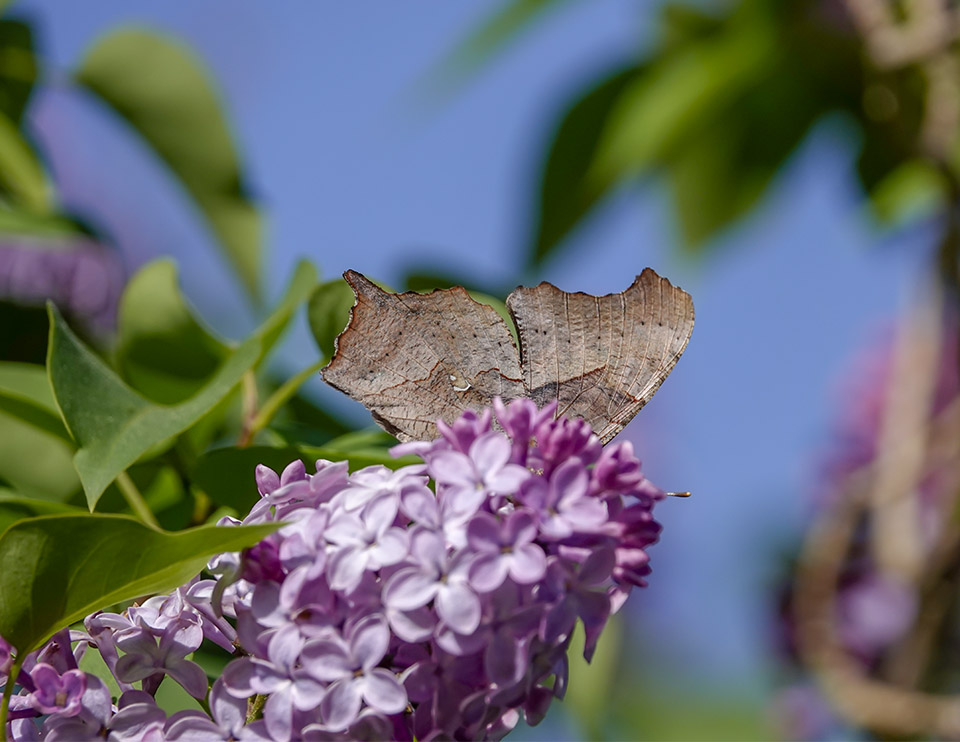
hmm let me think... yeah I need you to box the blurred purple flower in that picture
[0,237,124,329]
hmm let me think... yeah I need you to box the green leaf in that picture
[115,260,230,404]
[75,29,263,300]
[566,615,623,740]
[0,489,82,539]
[0,207,87,239]
[667,50,829,249]
[867,158,945,226]
[530,66,638,266]
[0,109,50,211]
[0,513,278,652]
[77,641,122,699]
[0,362,70,440]
[46,303,261,509]
[192,446,312,512]
[307,278,356,359]
[193,445,416,512]
[0,19,36,124]
[0,364,80,500]
[589,10,776,187]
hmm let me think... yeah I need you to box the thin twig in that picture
[245,359,326,443]
[238,371,260,448]
[116,471,160,529]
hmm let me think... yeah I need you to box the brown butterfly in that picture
[322,269,694,444]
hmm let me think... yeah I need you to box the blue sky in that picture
[20,0,932,726]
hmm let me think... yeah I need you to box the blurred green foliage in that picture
[430,0,953,275]
[75,29,264,300]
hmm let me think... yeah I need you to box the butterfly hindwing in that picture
[506,268,693,443]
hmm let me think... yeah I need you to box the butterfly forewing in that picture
[506,269,693,443]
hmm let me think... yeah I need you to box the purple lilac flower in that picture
[467,510,547,592]
[24,665,85,717]
[113,620,208,698]
[4,398,666,741]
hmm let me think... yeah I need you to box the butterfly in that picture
[322,268,694,444]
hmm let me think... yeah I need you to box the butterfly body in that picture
[323,269,693,444]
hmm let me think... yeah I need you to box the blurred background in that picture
[3,0,960,738]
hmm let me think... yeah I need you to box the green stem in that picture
[0,651,24,733]
[116,471,161,528]
[245,359,326,442]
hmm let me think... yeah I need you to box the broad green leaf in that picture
[155,676,203,715]
[0,207,87,239]
[47,303,261,509]
[530,66,638,266]
[589,10,776,188]
[116,260,230,404]
[0,19,36,124]
[116,258,315,405]
[667,63,823,248]
[192,446,313,512]
[0,399,79,502]
[0,361,70,440]
[75,29,263,300]
[610,684,771,741]
[77,643,122,699]
[0,513,277,652]
[193,445,416,512]
[307,278,355,359]
[0,489,82,538]
[265,399,352,447]
[0,109,50,211]
[566,616,623,740]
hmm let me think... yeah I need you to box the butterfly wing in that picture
[506,268,694,444]
[322,271,524,441]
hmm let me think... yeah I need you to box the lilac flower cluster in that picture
[2,399,663,741]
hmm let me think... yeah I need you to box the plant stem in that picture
[238,371,260,448]
[116,471,160,529]
[247,693,267,724]
[0,652,24,733]
[245,359,326,443]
